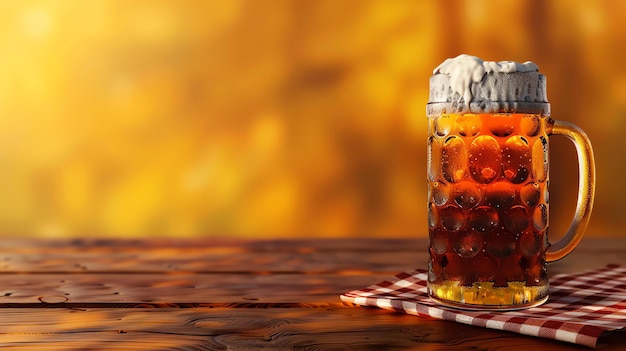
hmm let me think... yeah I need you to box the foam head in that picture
[426,54,550,117]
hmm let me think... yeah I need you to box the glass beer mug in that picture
[426,55,595,309]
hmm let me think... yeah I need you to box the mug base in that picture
[427,280,549,311]
[428,294,549,311]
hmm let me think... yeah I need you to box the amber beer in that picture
[428,113,550,307]
[426,55,595,309]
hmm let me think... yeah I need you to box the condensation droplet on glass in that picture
[521,114,541,136]
[504,205,530,234]
[427,136,441,182]
[488,114,516,137]
[454,232,483,258]
[452,181,482,209]
[503,136,531,184]
[430,181,450,206]
[520,231,543,257]
[532,136,548,182]
[440,205,465,231]
[533,203,549,230]
[456,114,481,137]
[469,136,501,184]
[441,136,468,183]
[431,229,448,254]
[520,182,541,206]
[434,114,454,136]
[469,206,499,233]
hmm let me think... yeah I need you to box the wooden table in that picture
[0,238,623,350]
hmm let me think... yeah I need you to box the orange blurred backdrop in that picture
[0,0,623,238]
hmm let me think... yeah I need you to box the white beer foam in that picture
[434,54,539,107]
[427,54,548,116]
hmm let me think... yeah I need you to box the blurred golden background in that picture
[0,0,623,238]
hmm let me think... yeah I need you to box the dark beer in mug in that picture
[427,113,549,307]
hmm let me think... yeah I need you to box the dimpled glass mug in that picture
[426,55,595,310]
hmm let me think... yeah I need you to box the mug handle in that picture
[545,120,596,262]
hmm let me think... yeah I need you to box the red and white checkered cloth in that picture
[340,264,626,348]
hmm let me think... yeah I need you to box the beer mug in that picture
[426,55,595,309]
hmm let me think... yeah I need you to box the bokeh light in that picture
[0,1,623,238]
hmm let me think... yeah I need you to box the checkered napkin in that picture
[340,265,626,348]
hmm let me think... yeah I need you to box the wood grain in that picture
[0,238,621,275]
[0,238,622,350]
[0,273,394,305]
[0,307,621,350]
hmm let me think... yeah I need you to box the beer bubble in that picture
[520,182,541,206]
[486,232,516,258]
[485,182,516,209]
[521,114,541,136]
[532,136,549,182]
[440,205,465,231]
[457,114,481,137]
[504,205,530,234]
[488,114,515,137]
[520,231,543,257]
[469,135,502,183]
[503,136,532,184]
[441,136,468,183]
[430,181,450,206]
[434,114,454,136]
[452,181,482,208]
[469,206,499,233]
[533,203,549,230]
[427,136,441,182]
[453,232,483,258]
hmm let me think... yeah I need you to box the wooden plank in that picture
[0,259,621,306]
[0,238,425,252]
[0,261,621,307]
[0,250,424,275]
[0,333,214,351]
[0,238,622,274]
[0,308,621,351]
[0,273,392,305]
[0,238,425,274]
